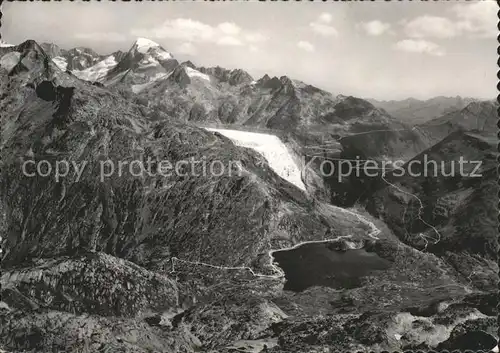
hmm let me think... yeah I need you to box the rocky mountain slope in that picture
[40,42,125,72]
[417,100,498,146]
[365,129,498,288]
[2,40,373,271]
[300,99,498,206]
[40,42,126,82]
[0,39,497,353]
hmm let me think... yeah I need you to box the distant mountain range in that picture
[368,96,480,125]
[33,39,491,132]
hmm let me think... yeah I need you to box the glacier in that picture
[205,128,306,191]
[72,55,118,82]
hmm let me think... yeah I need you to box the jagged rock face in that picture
[69,51,126,83]
[87,41,353,130]
[39,43,63,58]
[1,253,179,317]
[199,66,253,86]
[137,72,345,131]
[64,47,102,70]
[39,42,129,83]
[38,41,420,139]
[40,43,105,72]
[136,68,431,142]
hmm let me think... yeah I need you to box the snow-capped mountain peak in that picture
[132,38,172,60]
[134,38,160,53]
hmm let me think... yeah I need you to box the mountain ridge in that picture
[368,96,481,125]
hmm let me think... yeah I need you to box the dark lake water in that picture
[272,242,392,292]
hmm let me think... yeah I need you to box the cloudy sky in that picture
[2,1,496,100]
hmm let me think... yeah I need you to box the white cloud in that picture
[318,13,333,24]
[451,1,497,38]
[74,32,127,42]
[132,18,214,42]
[394,39,445,56]
[404,16,458,39]
[249,45,259,53]
[131,18,265,47]
[359,20,391,36]
[216,36,243,46]
[404,2,497,39]
[217,22,241,36]
[176,42,197,55]
[310,13,338,37]
[297,40,315,52]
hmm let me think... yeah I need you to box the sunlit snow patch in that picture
[205,128,306,190]
[0,40,14,48]
[185,67,210,82]
[155,50,173,60]
[138,55,160,69]
[135,38,160,53]
[52,56,68,71]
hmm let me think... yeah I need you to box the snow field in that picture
[205,128,306,190]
